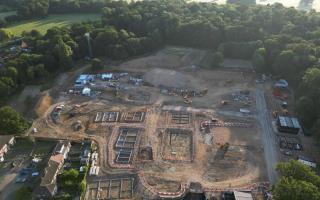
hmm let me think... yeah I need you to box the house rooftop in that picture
[234,191,254,200]
[0,135,14,149]
[53,140,71,155]
[102,73,113,79]
[278,116,301,129]
[41,155,63,185]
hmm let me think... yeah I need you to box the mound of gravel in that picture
[143,68,191,88]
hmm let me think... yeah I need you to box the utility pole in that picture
[84,32,93,59]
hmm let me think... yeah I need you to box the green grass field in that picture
[3,14,100,36]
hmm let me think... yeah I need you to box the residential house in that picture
[0,135,15,162]
[34,141,71,200]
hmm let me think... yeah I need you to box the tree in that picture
[295,96,316,128]
[273,177,320,200]
[252,48,267,72]
[15,186,32,200]
[60,169,80,189]
[0,29,13,42]
[0,77,16,95]
[272,50,295,76]
[227,0,256,6]
[6,67,18,81]
[0,106,29,135]
[277,160,320,188]
[91,58,103,71]
[311,119,320,141]
[17,0,49,19]
[0,18,7,28]
[53,38,73,70]
[210,52,224,68]
[301,67,320,99]
[274,160,320,200]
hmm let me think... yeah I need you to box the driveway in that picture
[256,86,279,184]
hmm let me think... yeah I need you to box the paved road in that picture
[256,88,279,184]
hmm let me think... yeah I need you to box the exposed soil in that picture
[28,46,270,198]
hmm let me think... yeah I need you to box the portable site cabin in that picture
[274,79,288,89]
[75,74,95,87]
[101,73,113,81]
[277,116,301,134]
[82,87,91,96]
[298,156,317,168]
[89,166,100,176]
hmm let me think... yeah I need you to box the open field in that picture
[0,11,16,19]
[3,14,100,36]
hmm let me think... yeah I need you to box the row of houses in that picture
[33,141,71,199]
[0,135,15,162]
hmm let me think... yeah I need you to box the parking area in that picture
[0,138,57,200]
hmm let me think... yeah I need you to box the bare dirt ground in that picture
[0,173,19,200]
[28,46,270,198]
[10,85,41,117]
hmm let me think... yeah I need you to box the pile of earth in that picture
[143,68,191,88]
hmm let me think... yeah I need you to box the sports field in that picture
[3,14,100,36]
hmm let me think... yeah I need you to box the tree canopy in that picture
[274,160,320,200]
[0,106,29,135]
[1,0,320,135]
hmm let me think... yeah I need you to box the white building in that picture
[0,135,15,162]
[82,87,91,96]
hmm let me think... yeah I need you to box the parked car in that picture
[283,150,293,156]
[294,144,303,151]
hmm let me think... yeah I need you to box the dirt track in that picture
[256,87,279,184]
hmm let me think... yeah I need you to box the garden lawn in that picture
[33,140,57,157]
[3,14,100,36]
[4,138,34,160]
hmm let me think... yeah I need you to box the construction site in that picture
[30,47,274,199]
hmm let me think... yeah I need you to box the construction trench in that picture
[32,92,268,199]
[30,56,272,199]
[80,106,267,199]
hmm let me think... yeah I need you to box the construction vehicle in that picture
[221,100,228,105]
[183,95,192,104]
[199,89,208,96]
[273,109,289,119]
[272,111,278,119]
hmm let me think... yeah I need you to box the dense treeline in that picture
[1,1,320,138]
[0,0,112,20]
[274,160,320,200]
